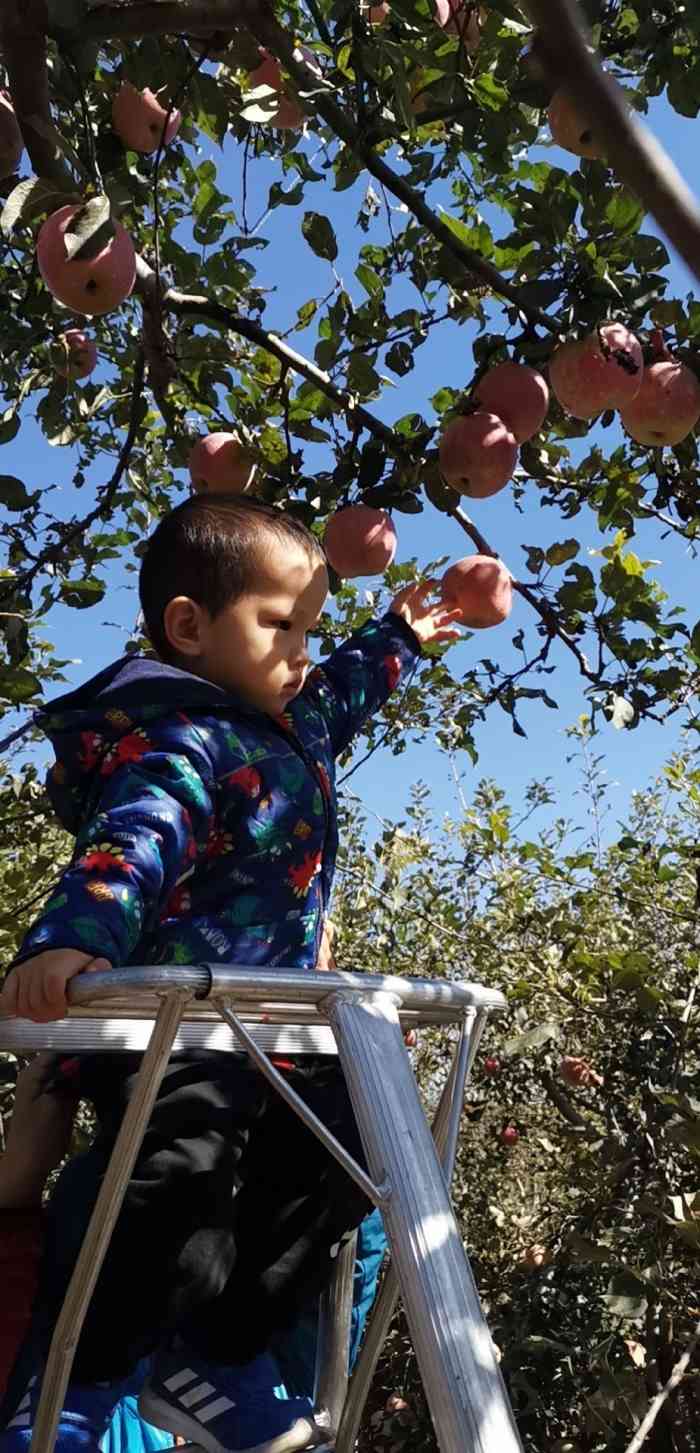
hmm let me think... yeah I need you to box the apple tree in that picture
[0,3,699,1444]
[331,741,700,1452]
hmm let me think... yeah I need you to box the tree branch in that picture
[521,0,700,289]
[134,259,414,458]
[0,0,73,188]
[539,1070,599,1138]
[53,1,560,333]
[623,1318,700,1453]
[77,2,250,41]
[246,4,560,333]
[446,502,600,682]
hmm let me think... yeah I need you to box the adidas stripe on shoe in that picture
[139,1348,322,1453]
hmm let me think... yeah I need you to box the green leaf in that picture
[604,191,644,234]
[386,342,414,377]
[439,210,494,259]
[502,1021,561,1057]
[355,263,384,299]
[63,195,114,263]
[0,410,20,446]
[545,539,579,567]
[347,353,381,397]
[666,1116,700,1152]
[268,181,305,209]
[301,212,338,263]
[0,666,42,704]
[1,176,78,238]
[689,620,700,665]
[603,1272,648,1321]
[295,300,318,329]
[0,476,31,511]
[59,578,106,609]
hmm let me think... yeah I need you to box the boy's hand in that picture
[0,950,111,1024]
[390,580,463,647]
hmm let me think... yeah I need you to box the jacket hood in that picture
[36,654,243,834]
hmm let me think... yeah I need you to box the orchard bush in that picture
[330,732,700,1452]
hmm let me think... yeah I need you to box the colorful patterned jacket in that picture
[16,613,421,976]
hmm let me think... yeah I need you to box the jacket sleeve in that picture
[15,718,217,970]
[304,611,422,759]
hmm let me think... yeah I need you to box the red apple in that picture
[483,1056,501,1076]
[246,47,319,131]
[54,328,98,380]
[559,1056,604,1089]
[188,432,256,493]
[474,362,549,444]
[434,0,482,51]
[439,413,517,498]
[112,81,182,154]
[547,88,603,160]
[619,357,700,446]
[549,323,643,419]
[440,555,512,629]
[37,204,136,317]
[323,504,397,578]
[500,1124,519,1146]
[520,1244,549,1269]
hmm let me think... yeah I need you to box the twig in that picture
[447,503,601,684]
[140,267,413,457]
[623,1318,700,1453]
[539,1070,599,1139]
[521,0,700,289]
[303,0,333,50]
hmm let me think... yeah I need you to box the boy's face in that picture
[191,539,329,715]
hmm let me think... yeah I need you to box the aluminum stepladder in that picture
[0,964,523,1453]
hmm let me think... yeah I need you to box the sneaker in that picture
[0,1370,133,1453]
[139,1344,321,1453]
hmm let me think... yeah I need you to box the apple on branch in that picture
[439,413,518,498]
[547,88,604,160]
[37,203,136,317]
[473,361,549,444]
[188,432,257,493]
[323,504,397,578]
[53,329,98,381]
[112,81,182,154]
[620,332,700,446]
[440,556,513,629]
[549,322,643,420]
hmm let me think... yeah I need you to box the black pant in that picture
[35,1052,371,1382]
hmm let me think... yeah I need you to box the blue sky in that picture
[2,78,698,843]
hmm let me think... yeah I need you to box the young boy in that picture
[0,494,460,1453]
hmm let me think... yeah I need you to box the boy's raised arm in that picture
[306,580,462,758]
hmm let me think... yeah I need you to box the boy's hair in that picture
[139,493,326,661]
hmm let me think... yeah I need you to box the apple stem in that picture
[648,328,672,361]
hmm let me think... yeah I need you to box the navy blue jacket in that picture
[17,613,421,974]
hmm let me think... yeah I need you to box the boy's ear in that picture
[162,596,209,658]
